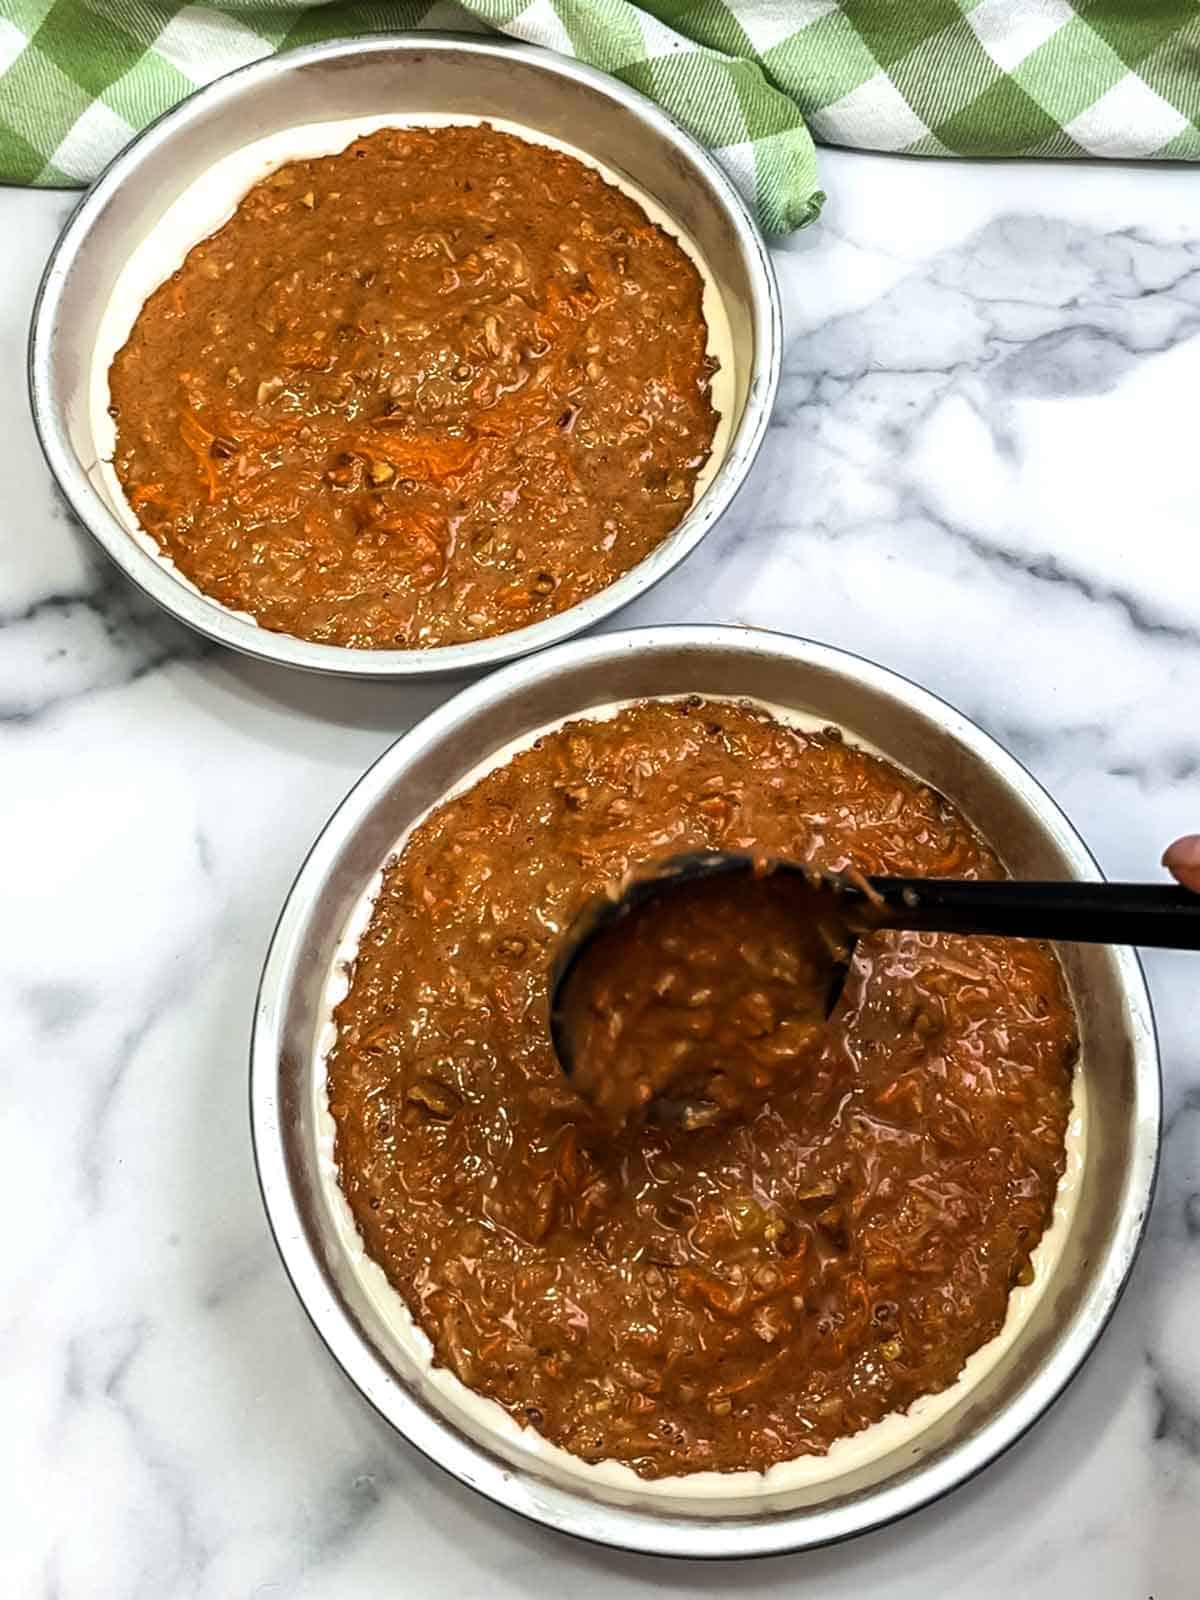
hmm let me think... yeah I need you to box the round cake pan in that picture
[28,35,780,679]
[250,625,1159,1556]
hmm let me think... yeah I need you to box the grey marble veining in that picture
[2,148,1197,1597]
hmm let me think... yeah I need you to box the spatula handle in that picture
[868,878,1200,950]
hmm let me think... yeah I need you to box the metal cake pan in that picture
[28,36,780,678]
[250,625,1160,1556]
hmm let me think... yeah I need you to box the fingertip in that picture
[1163,835,1200,892]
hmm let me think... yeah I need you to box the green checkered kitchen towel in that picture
[2,2,1199,233]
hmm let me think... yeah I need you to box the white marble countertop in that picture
[4,146,1198,1598]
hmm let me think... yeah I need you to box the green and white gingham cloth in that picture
[2,1,1199,233]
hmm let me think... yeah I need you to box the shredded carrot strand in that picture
[178,408,219,503]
